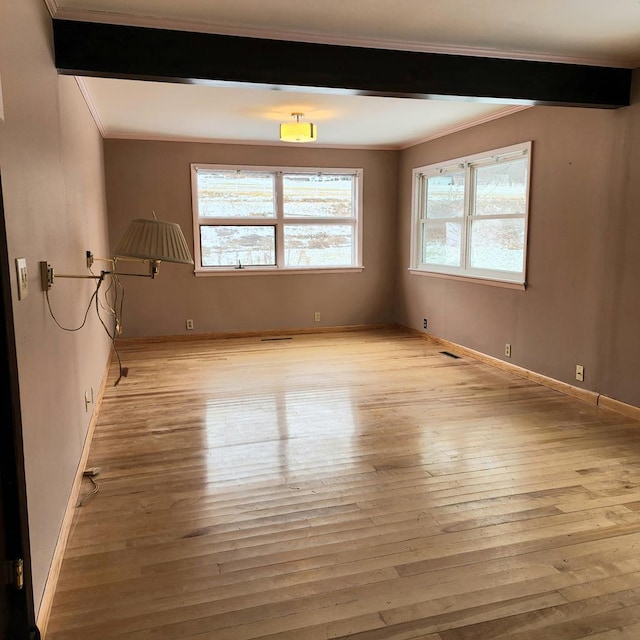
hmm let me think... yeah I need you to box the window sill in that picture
[195,266,365,276]
[408,268,526,290]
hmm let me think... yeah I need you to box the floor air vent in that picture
[261,337,293,342]
[440,351,461,359]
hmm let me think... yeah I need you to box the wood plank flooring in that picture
[45,327,640,639]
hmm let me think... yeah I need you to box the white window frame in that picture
[191,164,364,275]
[410,141,532,287]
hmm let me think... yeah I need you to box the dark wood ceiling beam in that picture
[53,19,632,108]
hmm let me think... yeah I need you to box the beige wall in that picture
[104,140,399,337]
[0,0,112,611]
[2,0,640,617]
[600,70,640,405]
[106,96,640,409]
[396,85,640,408]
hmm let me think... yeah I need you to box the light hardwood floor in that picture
[46,327,640,639]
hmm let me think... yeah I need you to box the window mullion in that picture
[415,175,425,267]
[467,213,526,221]
[275,171,285,268]
[352,173,359,266]
[198,218,275,227]
[461,164,473,271]
[280,217,355,225]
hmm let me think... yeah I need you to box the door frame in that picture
[0,173,40,639]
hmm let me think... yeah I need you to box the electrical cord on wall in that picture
[45,276,104,332]
[96,274,130,385]
[91,264,123,326]
[45,270,129,385]
[98,273,128,385]
[98,285,127,386]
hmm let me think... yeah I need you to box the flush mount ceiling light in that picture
[279,112,317,143]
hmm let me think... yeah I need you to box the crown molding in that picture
[400,106,532,150]
[43,0,59,18]
[52,8,637,70]
[74,77,107,137]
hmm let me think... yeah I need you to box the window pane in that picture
[469,219,525,272]
[284,225,353,267]
[283,173,354,218]
[422,221,462,267]
[425,171,465,219]
[474,158,528,216]
[201,226,275,267]
[197,170,275,218]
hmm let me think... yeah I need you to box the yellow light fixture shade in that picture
[279,113,317,143]
[113,217,194,264]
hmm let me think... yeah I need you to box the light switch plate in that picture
[15,258,27,300]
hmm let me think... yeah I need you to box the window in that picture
[411,142,531,285]
[191,165,363,273]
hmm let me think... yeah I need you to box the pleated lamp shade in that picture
[113,218,193,264]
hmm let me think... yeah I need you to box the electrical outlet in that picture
[15,258,28,300]
[505,343,511,358]
[186,319,194,330]
[314,312,321,322]
[423,318,428,330]
[84,391,91,412]
[576,364,584,382]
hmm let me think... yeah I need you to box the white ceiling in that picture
[78,77,526,149]
[49,0,640,149]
